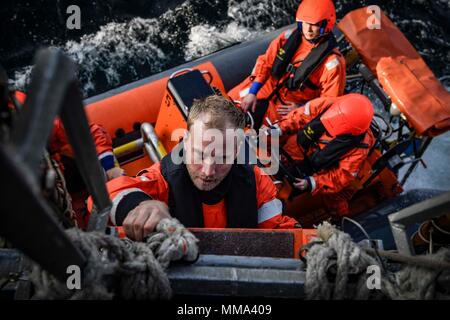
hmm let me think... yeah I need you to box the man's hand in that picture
[293,178,310,191]
[241,93,257,113]
[277,102,298,117]
[106,167,126,180]
[122,200,171,241]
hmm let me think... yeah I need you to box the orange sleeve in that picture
[318,53,346,97]
[258,214,300,229]
[252,54,269,82]
[253,30,292,84]
[10,91,113,158]
[278,96,336,134]
[105,162,169,202]
[311,152,363,195]
[87,162,169,226]
[311,134,374,195]
[48,119,113,157]
[89,123,113,155]
[254,166,299,229]
[278,106,311,134]
[254,166,277,208]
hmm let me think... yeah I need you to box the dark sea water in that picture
[1,0,450,190]
[2,0,450,96]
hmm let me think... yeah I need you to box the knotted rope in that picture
[30,218,198,300]
[305,222,450,300]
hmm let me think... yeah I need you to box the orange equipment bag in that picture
[338,7,450,137]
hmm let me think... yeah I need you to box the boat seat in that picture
[167,69,216,119]
[155,69,217,151]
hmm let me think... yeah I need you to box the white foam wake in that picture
[184,0,298,61]
[184,22,259,61]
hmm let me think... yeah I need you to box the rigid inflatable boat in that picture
[83,6,450,251]
[1,6,449,299]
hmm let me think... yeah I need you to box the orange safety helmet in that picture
[296,0,336,35]
[321,93,374,137]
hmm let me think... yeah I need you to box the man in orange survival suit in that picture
[266,93,375,217]
[93,95,299,241]
[228,0,345,128]
[7,89,123,228]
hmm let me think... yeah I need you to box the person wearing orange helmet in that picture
[268,93,375,217]
[228,0,346,128]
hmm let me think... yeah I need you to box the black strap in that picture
[161,152,204,227]
[285,34,337,90]
[115,191,152,226]
[296,112,327,152]
[271,29,303,80]
[307,134,368,174]
[267,33,337,102]
[292,109,370,176]
[248,99,270,129]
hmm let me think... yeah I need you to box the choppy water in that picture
[4,0,450,96]
[2,0,450,191]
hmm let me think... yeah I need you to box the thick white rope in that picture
[30,218,198,300]
[305,222,450,300]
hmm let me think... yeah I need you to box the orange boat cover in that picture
[338,7,450,136]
